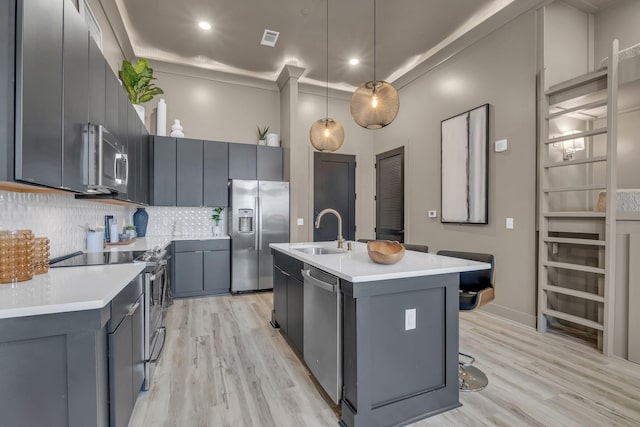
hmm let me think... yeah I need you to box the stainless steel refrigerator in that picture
[229,180,290,292]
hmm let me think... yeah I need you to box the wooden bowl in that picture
[367,240,405,264]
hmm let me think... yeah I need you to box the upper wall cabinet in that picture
[203,140,228,207]
[15,0,65,188]
[228,143,283,181]
[88,38,106,127]
[62,0,89,192]
[151,136,177,206]
[176,138,204,206]
[0,0,15,182]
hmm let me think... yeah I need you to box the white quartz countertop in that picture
[270,241,491,283]
[100,235,230,253]
[0,263,145,319]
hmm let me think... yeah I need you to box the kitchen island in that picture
[270,241,491,427]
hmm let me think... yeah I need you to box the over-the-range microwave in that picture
[87,124,128,194]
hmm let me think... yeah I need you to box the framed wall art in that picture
[441,104,489,224]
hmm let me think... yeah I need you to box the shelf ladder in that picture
[537,40,619,356]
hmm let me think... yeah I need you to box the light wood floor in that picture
[129,293,640,427]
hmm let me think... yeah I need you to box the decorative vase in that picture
[266,133,279,147]
[134,104,145,122]
[213,221,221,237]
[170,119,184,137]
[258,139,266,146]
[133,208,149,237]
[156,98,167,136]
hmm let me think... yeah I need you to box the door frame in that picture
[376,146,404,242]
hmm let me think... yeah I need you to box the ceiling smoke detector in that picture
[260,29,280,47]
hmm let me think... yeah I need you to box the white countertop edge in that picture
[0,263,146,320]
[271,242,491,283]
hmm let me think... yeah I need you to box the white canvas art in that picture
[441,104,488,224]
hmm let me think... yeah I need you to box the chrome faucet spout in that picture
[315,208,345,248]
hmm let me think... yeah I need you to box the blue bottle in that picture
[133,208,149,237]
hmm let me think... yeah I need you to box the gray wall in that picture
[594,0,640,64]
[373,11,539,326]
[148,62,280,143]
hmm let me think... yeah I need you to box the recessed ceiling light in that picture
[198,21,212,30]
[349,58,359,65]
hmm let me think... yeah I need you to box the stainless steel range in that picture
[51,246,172,391]
[136,246,171,390]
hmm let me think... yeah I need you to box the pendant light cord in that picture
[325,0,329,120]
[373,0,376,85]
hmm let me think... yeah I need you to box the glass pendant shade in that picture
[309,118,344,152]
[351,80,399,129]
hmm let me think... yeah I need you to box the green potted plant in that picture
[211,207,224,236]
[257,125,269,145]
[124,224,137,239]
[119,58,164,121]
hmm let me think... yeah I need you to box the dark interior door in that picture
[376,147,404,242]
[313,152,356,242]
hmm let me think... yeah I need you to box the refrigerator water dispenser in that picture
[238,209,254,233]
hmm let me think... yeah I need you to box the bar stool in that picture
[437,250,495,392]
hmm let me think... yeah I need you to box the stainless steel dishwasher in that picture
[302,263,341,404]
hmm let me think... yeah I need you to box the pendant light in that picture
[350,0,399,129]
[309,0,345,152]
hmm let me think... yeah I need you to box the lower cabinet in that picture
[108,274,144,427]
[173,239,230,297]
[272,252,304,354]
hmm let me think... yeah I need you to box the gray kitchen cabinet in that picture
[62,0,88,192]
[174,251,204,295]
[257,146,284,181]
[176,138,204,206]
[173,240,230,297]
[0,0,15,182]
[287,275,304,354]
[138,125,150,205]
[203,140,229,207]
[228,143,257,180]
[108,276,144,427]
[272,252,304,354]
[151,136,176,206]
[272,266,288,333]
[88,37,106,127]
[204,249,231,294]
[126,102,138,202]
[105,68,119,138]
[117,87,129,199]
[15,0,64,188]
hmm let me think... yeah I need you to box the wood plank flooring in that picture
[129,293,640,427]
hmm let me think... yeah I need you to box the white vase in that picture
[258,139,266,146]
[156,99,167,136]
[213,223,221,237]
[134,104,145,122]
[170,119,184,137]
[266,133,279,147]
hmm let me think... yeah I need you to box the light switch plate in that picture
[506,217,514,229]
[495,139,508,152]
[428,210,437,218]
[297,218,304,226]
[405,308,416,331]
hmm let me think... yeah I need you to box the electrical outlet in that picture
[428,210,437,218]
[405,308,416,331]
[297,218,304,226]
[552,242,559,254]
[495,139,508,152]
[506,217,514,229]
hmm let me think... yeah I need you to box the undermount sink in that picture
[293,246,346,255]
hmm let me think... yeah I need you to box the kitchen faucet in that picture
[315,208,345,248]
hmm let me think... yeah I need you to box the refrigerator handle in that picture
[258,195,263,250]
[254,196,259,251]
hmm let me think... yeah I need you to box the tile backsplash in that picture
[0,190,226,258]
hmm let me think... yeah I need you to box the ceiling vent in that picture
[260,29,280,47]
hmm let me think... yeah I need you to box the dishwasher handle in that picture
[301,269,337,293]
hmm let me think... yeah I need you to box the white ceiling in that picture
[113,0,625,90]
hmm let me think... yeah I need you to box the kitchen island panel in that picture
[341,273,461,427]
